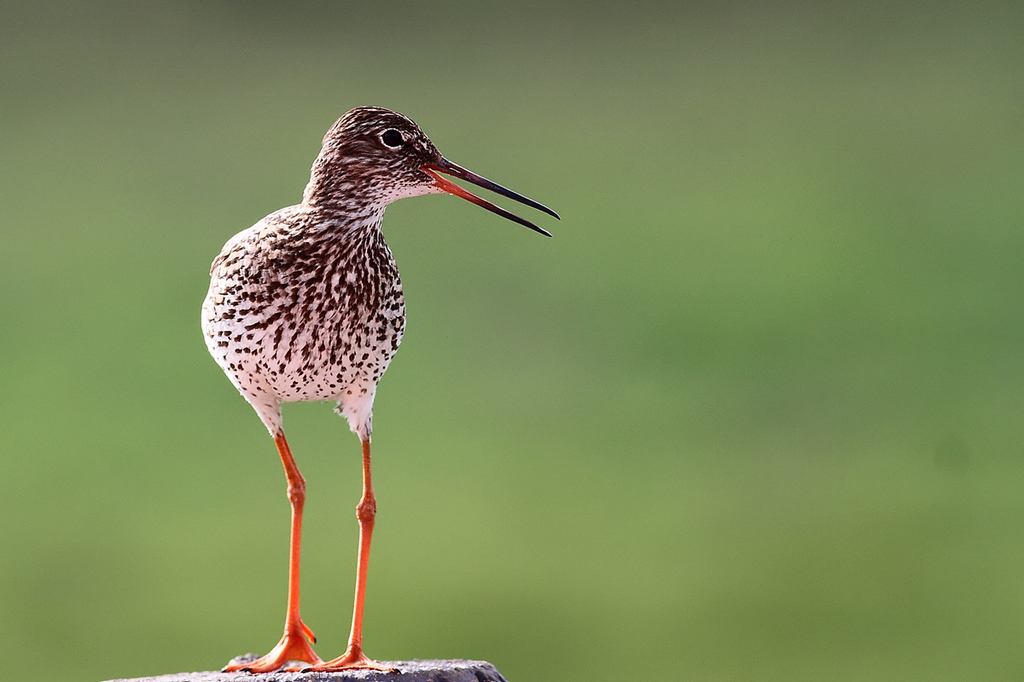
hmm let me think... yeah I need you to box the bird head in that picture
[303,106,557,236]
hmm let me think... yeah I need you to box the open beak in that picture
[424,157,558,237]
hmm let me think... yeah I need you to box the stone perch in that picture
[103,659,508,682]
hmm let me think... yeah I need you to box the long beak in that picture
[424,157,558,237]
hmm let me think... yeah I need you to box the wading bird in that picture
[201,106,557,672]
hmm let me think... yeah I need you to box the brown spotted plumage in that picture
[201,106,557,673]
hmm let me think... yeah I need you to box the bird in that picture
[201,106,557,673]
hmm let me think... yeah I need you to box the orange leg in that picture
[307,439,394,672]
[224,433,323,673]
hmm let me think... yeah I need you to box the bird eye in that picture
[380,129,404,148]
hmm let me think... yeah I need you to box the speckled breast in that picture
[202,211,406,406]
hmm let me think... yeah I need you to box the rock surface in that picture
[103,659,508,682]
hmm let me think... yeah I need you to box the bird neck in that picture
[301,155,387,219]
[297,205,387,247]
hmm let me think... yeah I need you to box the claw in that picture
[303,648,397,673]
[301,620,317,645]
[222,621,323,673]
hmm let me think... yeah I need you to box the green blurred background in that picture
[2,1,1023,680]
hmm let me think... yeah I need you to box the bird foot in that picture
[223,620,322,673]
[303,648,397,673]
